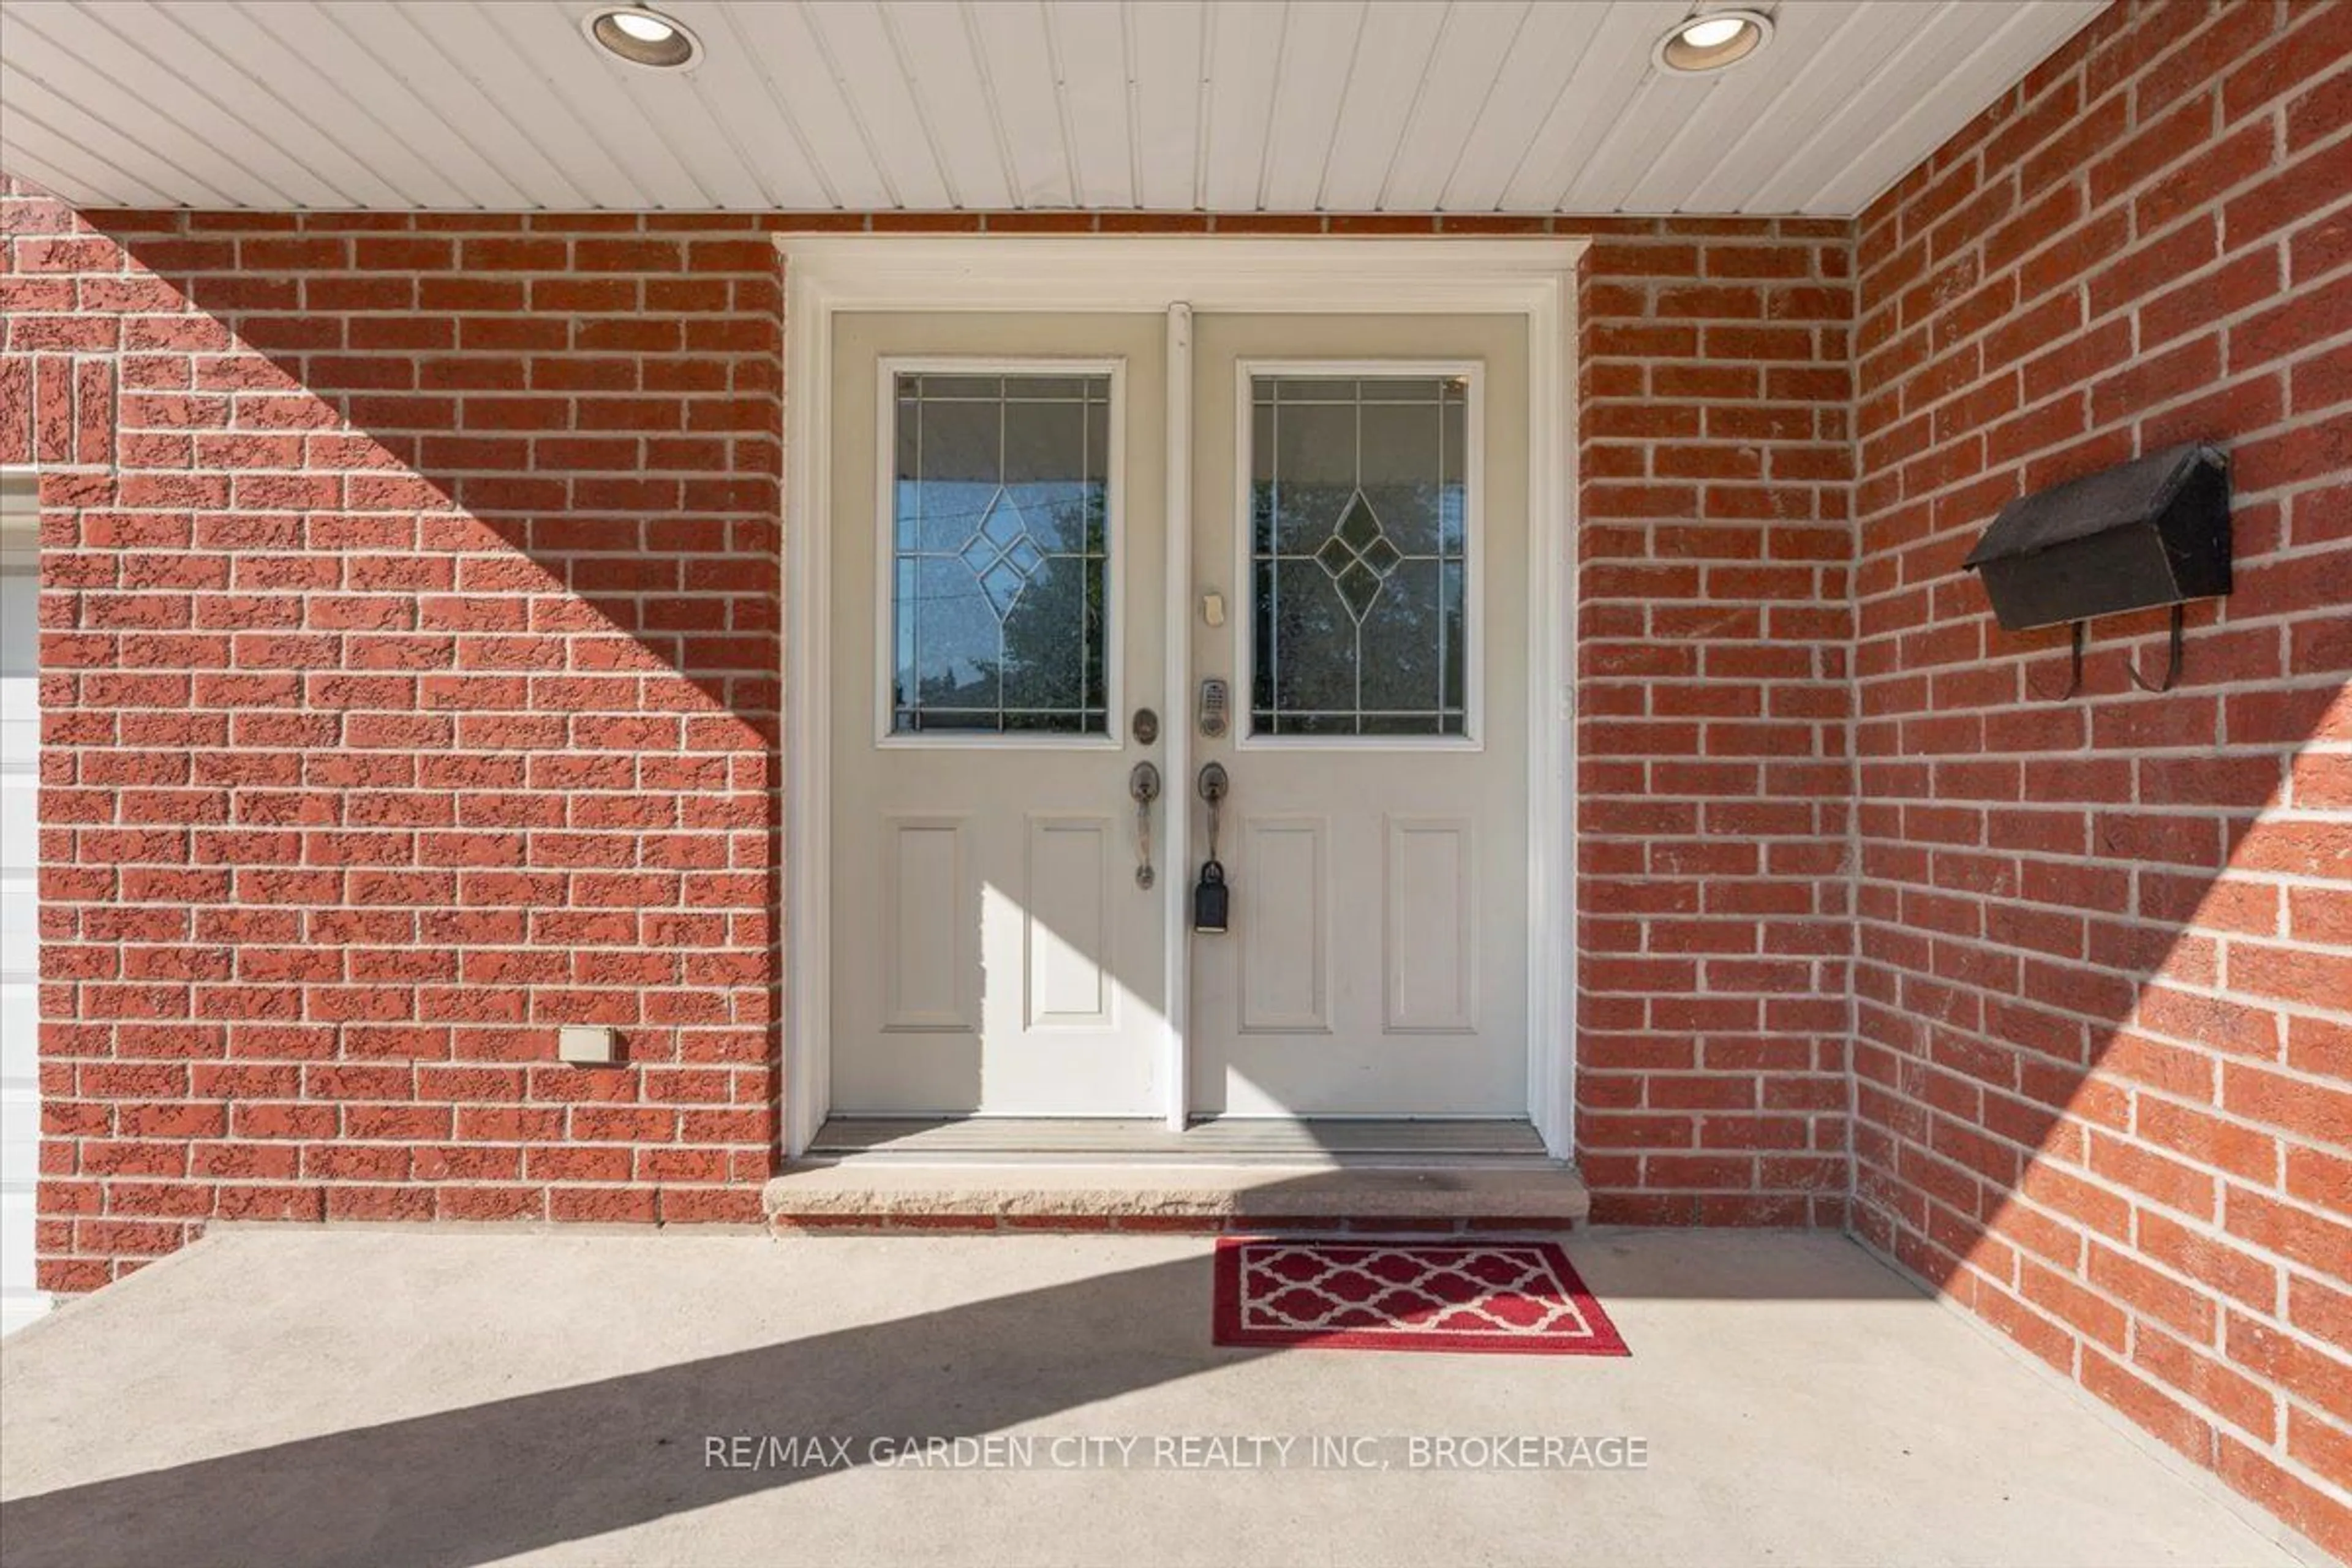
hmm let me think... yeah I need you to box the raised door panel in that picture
[1384,816,1477,1033]
[1024,815,1115,1028]
[881,816,976,1032]
[1236,815,1327,1034]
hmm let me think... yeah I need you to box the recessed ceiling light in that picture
[585,6,701,70]
[1654,9,1774,73]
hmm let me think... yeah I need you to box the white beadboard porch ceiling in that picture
[0,0,2104,216]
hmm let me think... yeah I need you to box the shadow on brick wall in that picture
[9,197,788,1279]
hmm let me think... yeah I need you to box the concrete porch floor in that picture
[0,1228,2319,1568]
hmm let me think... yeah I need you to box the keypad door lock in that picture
[1197,677,1229,739]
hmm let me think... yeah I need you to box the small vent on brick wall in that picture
[1962,442,2231,699]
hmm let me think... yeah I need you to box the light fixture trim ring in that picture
[583,6,704,71]
[1653,9,1776,74]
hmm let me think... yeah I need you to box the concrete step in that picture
[762,1159,1591,1235]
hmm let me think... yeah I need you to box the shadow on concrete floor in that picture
[1,1251,1246,1568]
[0,1227,2309,1568]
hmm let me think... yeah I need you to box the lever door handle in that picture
[1129,761,1162,889]
[1197,763,1227,865]
[1193,763,1231,934]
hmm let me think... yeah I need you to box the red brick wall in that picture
[2,197,1858,1281]
[2,192,789,1286]
[1575,219,1857,1226]
[1850,0,2351,1551]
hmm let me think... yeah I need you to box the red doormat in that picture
[1213,1237,1629,1356]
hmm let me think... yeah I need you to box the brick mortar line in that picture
[1844,2,2350,1528]
[1861,9,2339,263]
[1847,631,2342,683]
[1858,1040,2343,1174]
[1917,1262,2343,1493]
[1844,1221,2348,1517]
[1859,948,2338,984]
[1856,176,2352,450]
[1875,1188,2339,1360]
[1847,990,2349,1096]
[1849,967,2352,1054]
[12,55,2339,1517]
[1858,119,2352,326]
[1946,1189,2350,1370]
[1893,1173,2348,1371]
[1848,872,2352,929]
[1861,422,2348,550]
[1858,412,2350,549]
[1850,1058,2347,1175]
[1861,7,2347,266]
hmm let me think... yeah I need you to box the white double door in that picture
[829,309,1529,1120]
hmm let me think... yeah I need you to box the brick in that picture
[2220,1060,2352,1152]
[2225,132,2352,251]
[2227,1312,2352,1427]
[2081,1348,2214,1467]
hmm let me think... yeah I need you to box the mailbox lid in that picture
[1962,441,2230,631]
[1964,441,2225,567]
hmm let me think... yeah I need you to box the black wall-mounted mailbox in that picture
[1963,442,2231,632]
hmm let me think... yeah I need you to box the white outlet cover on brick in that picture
[557,1026,616,1066]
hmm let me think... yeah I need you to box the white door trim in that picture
[1,467,46,1336]
[777,236,1586,1159]
[1160,304,1194,1133]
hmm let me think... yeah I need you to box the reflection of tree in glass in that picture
[903,486,1108,733]
[1254,479,1466,737]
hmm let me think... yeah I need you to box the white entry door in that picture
[1188,314,1529,1116]
[828,314,1170,1114]
[827,311,1527,1121]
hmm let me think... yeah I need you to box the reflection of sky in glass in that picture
[890,377,1110,734]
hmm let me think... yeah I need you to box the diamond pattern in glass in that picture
[958,489,1049,619]
[1316,491,1402,622]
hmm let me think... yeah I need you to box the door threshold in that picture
[807,1115,1553,1168]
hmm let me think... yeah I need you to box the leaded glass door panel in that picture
[1250,371,1472,737]
[1190,316,1531,1116]
[829,315,1168,1115]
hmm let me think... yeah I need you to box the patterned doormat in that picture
[1213,1237,1629,1356]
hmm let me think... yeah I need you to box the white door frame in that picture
[777,235,1586,1159]
[1,467,45,1336]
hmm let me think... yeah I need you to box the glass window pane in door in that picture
[890,372,1111,735]
[1248,375,1469,737]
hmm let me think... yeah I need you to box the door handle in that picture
[1129,761,1161,889]
[1196,763,1227,861]
[1194,763,1230,933]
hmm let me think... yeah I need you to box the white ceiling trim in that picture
[0,0,2106,216]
